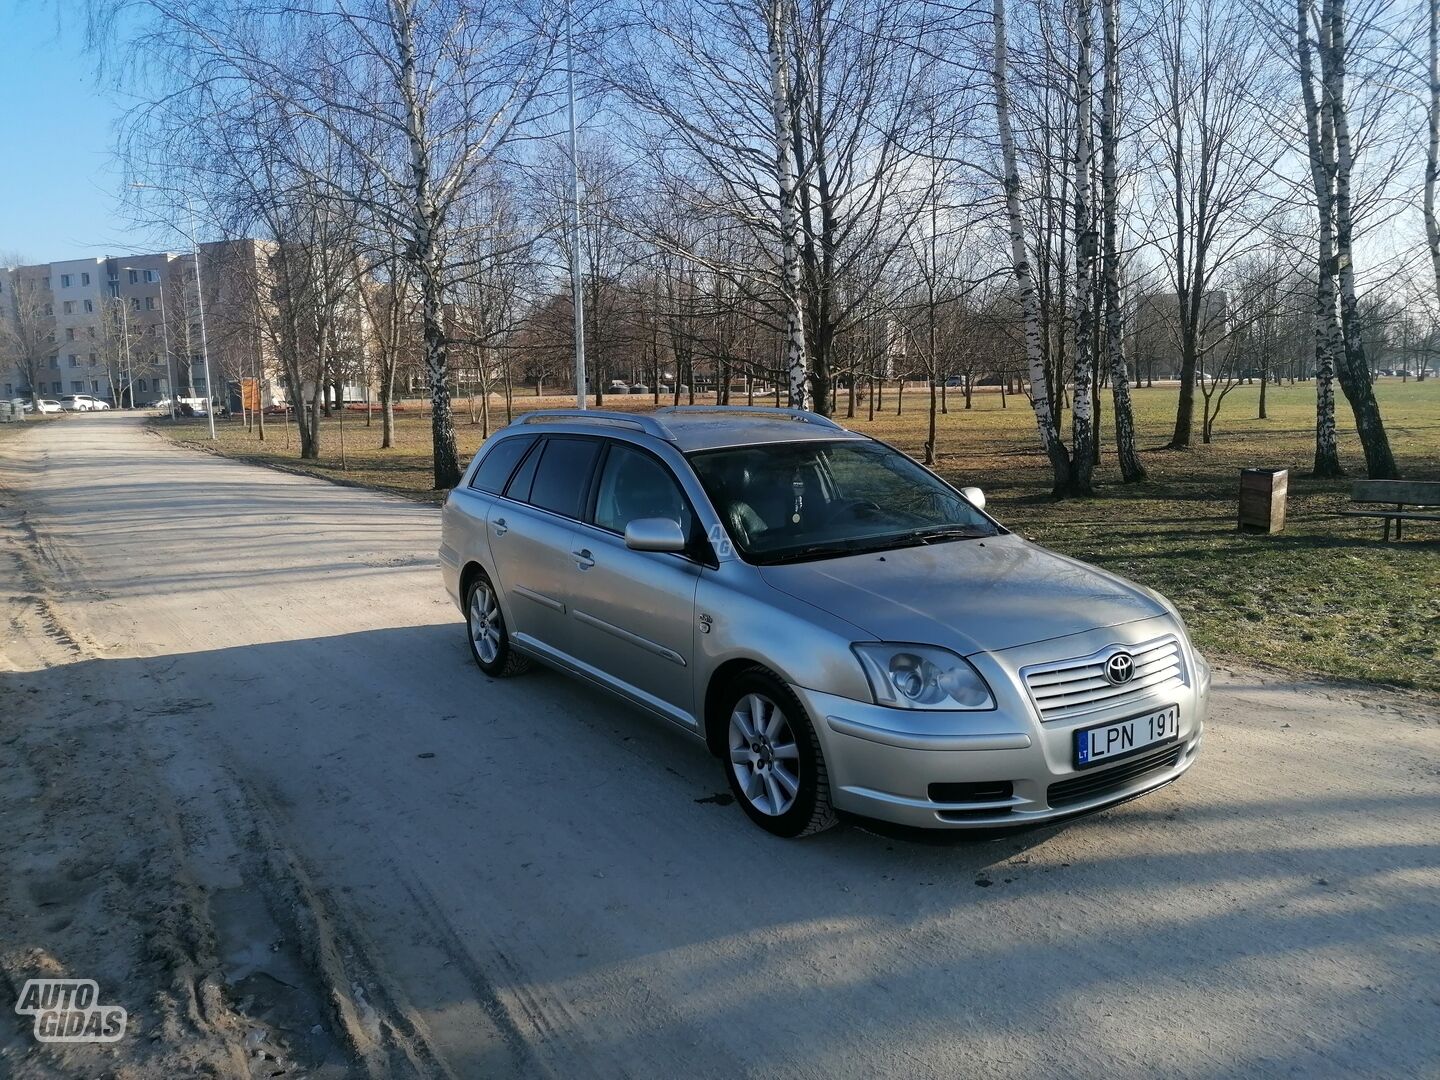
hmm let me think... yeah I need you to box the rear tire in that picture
[465,573,530,678]
[720,668,836,838]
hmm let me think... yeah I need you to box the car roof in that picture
[503,406,870,453]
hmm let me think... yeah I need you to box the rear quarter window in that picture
[469,434,537,494]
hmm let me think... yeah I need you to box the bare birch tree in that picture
[993,0,1072,495]
[1100,0,1146,481]
[1070,0,1098,495]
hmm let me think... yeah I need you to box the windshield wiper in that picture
[759,538,896,564]
[902,526,989,545]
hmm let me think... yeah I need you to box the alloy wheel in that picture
[728,692,801,816]
[469,583,501,665]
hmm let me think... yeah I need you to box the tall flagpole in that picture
[567,0,587,409]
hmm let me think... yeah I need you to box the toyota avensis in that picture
[439,406,1209,837]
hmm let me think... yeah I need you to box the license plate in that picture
[1074,705,1180,769]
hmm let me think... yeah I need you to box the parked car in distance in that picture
[35,399,64,414]
[61,394,111,411]
[6,398,35,414]
[440,406,1209,837]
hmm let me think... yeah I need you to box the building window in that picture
[44,303,53,316]
[145,296,156,310]
[144,269,158,283]
[60,274,71,287]
[43,277,50,289]
[139,379,148,392]
[52,381,62,394]
[3,383,10,396]
[83,299,93,313]
[49,357,58,368]
[81,272,90,286]
[63,301,75,315]
[87,327,96,339]
[91,380,100,394]
[88,353,97,365]
[73,381,84,392]
[65,328,75,341]
[68,355,78,367]
[128,270,138,284]
[130,297,140,310]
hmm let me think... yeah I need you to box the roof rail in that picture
[655,405,846,431]
[510,409,677,441]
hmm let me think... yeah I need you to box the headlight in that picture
[851,643,995,711]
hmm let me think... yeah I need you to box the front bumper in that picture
[791,627,1210,830]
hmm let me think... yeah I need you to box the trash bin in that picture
[1239,468,1288,533]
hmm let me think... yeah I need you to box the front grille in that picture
[1022,636,1185,722]
[1047,743,1183,809]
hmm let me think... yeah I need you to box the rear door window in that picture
[525,437,602,520]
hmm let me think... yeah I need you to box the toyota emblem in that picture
[1105,651,1135,685]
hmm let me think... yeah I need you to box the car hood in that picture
[756,534,1165,655]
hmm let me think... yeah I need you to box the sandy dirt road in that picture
[1,414,1437,1079]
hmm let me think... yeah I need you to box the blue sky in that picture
[0,5,154,263]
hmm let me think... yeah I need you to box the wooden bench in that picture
[1340,480,1440,540]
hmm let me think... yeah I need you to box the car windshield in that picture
[689,439,999,564]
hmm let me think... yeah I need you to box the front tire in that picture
[721,668,836,838]
[465,573,530,678]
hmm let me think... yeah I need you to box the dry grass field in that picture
[155,380,1440,692]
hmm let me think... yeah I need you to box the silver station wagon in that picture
[439,407,1209,837]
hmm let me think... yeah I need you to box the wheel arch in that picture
[459,560,489,606]
[703,657,793,758]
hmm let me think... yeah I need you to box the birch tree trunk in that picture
[393,1,460,488]
[1427,0,1440,306]
[766,0,810,411]
[1322,0,1398,479]
[1297,0,1342,476]
[1100,0,1146,482]
[992,0,1071,495]
[1070,0,1097,496]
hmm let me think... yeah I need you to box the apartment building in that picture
[1,243,284,406]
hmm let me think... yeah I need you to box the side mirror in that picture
[624,517,687,553]
[960,486,986,511]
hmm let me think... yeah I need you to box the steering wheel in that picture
[819,498,884,526]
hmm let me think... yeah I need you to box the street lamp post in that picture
[186,200,217,440]
[566,0,586,409]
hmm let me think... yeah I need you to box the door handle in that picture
[492,517,507,536]
[572,547,595,570]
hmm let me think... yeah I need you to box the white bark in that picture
[1071,0,1097,494]
[1425,0,1440,311]
[1101,0,1144,482]
[766,0,810,411]
[1296,0,1341,475]
[992,0,1070,493]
